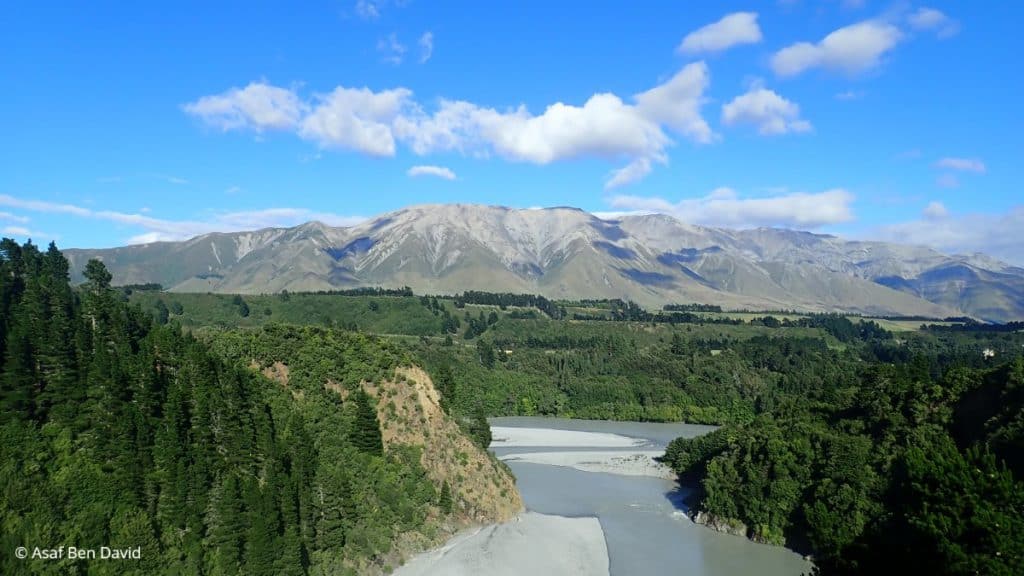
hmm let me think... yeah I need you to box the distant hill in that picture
[64,204,1024,321]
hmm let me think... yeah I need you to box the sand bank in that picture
[490,426,645,448]
[501,450,675,479]
[392,511,609,576]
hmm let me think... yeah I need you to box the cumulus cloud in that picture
[407,165,456,180]
[677,12,762,54]
[721,87,812,135]
[922,201,948,219]
[183,82,305,131]
[771,20,902,76]
[419,32,433,63]
[609,187,855,229]
[298,87,413,155]
[634,62,714,143]
[0,194,365,245]
[934,157,986,173]
[873,206,1024,265]
[184,62,714,188]
[907,7,960,38]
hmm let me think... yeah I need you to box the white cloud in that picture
[377,33,407,65]
[873,206,1024,265]
[934,157,986,173]
[678,12,762,55]
[183,82,305,131]
[298,86,413,155]
[408,165,456,180]
[0,211,30,223]
[591,210,654,220]
[634,62,714,143]
[609,187,854,229]
[835,90,865,100]
[355,0,380,19]
[3,226,33,236]
[475,94,666,163]
[0,195,92,217]
[907,7,959,38]
[419,32,434,63]
[605,158,655,190]
[0,194,365,245]
[392,65,711,188]
[922,201,948,219]
[225,185,242,195]
[185,62,713,188]
[771,20,902,76]
[721,87,812,135]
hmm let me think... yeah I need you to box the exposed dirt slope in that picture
[369,366,522,524]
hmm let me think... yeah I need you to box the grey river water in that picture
[490,417,812,576]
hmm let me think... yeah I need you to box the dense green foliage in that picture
[0,241,455,575]
[123,281,1024,573]
[665,346,1024,573]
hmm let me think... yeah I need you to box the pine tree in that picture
[438,481,453,514]
[351,389,383,455]
[154,299,170,325]
[243,480,279,576]
[275,525,307,576]
[209,474,246,576]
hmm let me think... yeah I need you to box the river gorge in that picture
[396,417,812,576]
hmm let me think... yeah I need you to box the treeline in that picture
[0,240,454,575]
[451,291,566,319]
[299,286,414,297]
[118,282,164,293]
[924,320,1024,333]
[775,314,892,342]
[664,355,1024,574]
[663,303,723,312]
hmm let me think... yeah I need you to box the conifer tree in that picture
[438,481,453,514]
[352,389,383,455]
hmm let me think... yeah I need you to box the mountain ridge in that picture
[63,204,1024,321]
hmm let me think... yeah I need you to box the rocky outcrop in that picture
[690,510,748,538]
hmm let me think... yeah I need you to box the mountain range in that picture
[64,204,1024,322]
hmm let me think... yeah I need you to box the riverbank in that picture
[391,511,609,576]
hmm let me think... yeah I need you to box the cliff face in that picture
[256,357,523,575]
[369,366,522,524]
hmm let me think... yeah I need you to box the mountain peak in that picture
[61,203,1024,321]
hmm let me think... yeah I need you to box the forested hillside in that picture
[0,240,518,575]
[664,345,1024,574]
[17,243,1021,575]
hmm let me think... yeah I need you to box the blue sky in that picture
[2,1,1021,262]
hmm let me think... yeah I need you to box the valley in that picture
[2,240,1022,575]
